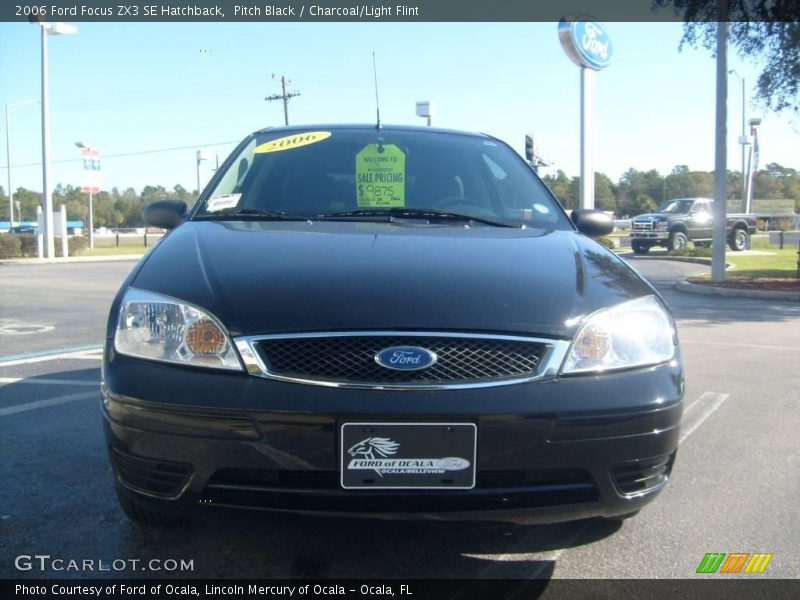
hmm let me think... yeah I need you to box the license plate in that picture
[340,422,476,489]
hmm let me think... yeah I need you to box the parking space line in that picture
[681,339,799,351]
[680,392,730,444]
[0,391,98,417]
[0,347,103,367]
[469,391,731,578]
[0,377,98,386]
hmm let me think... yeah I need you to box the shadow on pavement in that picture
[107,509,622,579]
[2,373,623,581]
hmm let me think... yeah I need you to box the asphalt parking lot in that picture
[1,257,798,579]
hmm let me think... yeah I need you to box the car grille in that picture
[110,447,193,498]
[200,468,600,512]
[633,220,654,231]
[610,452,675,496]
[255,335,549,386]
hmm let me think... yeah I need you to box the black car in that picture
[10,225,37,234]
[103,125,683,525]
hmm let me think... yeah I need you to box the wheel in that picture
[728,228,749,251]
[631,241,651,255]
[114,481,184,526]
[668,230,688,251]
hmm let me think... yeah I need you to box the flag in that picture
[81,148,100,193]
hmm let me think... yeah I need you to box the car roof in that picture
[252,123,494,140]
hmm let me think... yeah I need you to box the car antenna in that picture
[372,51,382,130]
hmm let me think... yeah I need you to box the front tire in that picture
[728,228,749,251]
[668,230,688,252]
[631,241,651,255]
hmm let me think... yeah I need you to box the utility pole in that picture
[265,75,301,126]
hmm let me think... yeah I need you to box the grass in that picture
[76,245,149,257]
[689,236,798,284]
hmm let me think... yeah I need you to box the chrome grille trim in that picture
[234,331,570,390]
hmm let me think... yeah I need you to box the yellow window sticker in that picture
[254,131,331,153]
[355,144,406,207]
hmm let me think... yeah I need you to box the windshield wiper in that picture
[315,207,521,228]
[194,208,309,221]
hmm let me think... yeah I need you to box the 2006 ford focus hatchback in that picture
[102,125,683,525]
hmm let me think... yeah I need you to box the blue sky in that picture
[1,21,798,195]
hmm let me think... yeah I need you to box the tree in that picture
[594,172,617,211]
[0,186,7,221]
[616,168,665,214]
[634,194,657,215]
[541,170,575,208]
[13,188,42,222]
[664,167,714,200]
[655,1,800,114]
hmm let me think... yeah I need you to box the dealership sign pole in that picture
[558,17,613,210]
[79,145,100,249]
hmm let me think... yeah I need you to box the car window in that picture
[198,129,570,229]
[657,199,695,214]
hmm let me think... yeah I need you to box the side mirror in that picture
[143,200,187,230]
[571,209,614,238]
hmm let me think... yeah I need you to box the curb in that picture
[633,256,714,266]
[619,253,732,268]
[676,280,800,302]
[0,255,143,265]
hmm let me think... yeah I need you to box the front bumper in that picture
[101,346,684,524]
[629,232,669,240]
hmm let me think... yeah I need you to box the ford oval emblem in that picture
[558,17,613,71]
[375,346,438,371]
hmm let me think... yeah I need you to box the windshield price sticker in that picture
[205,194,241,212]
[355,144,406,207]
[254,131,331,153]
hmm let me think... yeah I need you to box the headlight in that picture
[561,296,675,374]
[114,288,242,370]
[655,221,668,231]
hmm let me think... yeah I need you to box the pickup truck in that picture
[629,198,756,254]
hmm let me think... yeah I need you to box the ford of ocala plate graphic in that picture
[340,423,477,489]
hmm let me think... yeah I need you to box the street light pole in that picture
[39,22,77,258]
[196,149,210,196]
[5,105,12,230]
[41,25,53,257]
[729,70,746,211]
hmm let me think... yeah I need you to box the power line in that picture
[265,74,301,126]
[0,140,239,171]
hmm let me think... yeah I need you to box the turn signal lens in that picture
[186,319,227,355]
[572,324,610,360]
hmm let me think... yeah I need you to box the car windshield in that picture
[656,199,697,214]
[194,128,571,229]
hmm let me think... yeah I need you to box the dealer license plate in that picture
[340,422,476,490]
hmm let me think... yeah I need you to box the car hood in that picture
[131,220,652,339]
[634,213,673,221]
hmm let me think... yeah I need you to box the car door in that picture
[689,200,713,240]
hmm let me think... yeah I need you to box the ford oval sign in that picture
[558,17,613,71]
[375,346,438,371]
